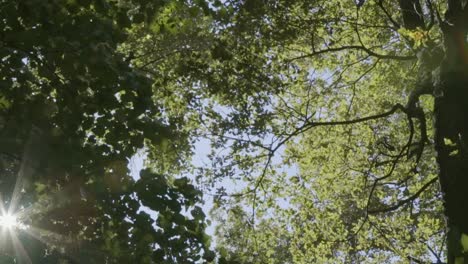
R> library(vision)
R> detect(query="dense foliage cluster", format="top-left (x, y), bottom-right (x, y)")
top-left (204, 1), bottom-right (467, 263)
top-left (0, 0), bottom-right (212, 262)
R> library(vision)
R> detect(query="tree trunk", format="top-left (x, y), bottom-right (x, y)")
top-left (434, 3), bottom-right (468, 262)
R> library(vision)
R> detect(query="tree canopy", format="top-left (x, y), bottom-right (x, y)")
top-left (202, 1), bottom-right (467, 263)
top-left (1, 0), bottom-right (468, 263)
top-left (0, 0), bottom-right (213, 262)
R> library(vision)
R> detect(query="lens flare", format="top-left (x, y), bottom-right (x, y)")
top-left (0, 214), bottom-right (18, 229)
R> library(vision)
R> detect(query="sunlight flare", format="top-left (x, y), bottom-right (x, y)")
top-left (0, 213), bottom-right (18, 229)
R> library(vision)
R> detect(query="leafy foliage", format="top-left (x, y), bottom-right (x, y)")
top-left (2, 0), bottom-right (468, 263)
top-left (0, 0), bottom-right (213, 262)
top-left (203, 0), bottom-right (466, 263)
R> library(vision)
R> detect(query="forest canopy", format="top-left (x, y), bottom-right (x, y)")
top-left (1, 0), bottom-right (468, 263)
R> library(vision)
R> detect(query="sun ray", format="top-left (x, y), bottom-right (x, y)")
top-left (24, 226), bottom-right (94, 263)
top-left (14, 202), bottom-right (40, 220)
top-left (9, 132), bottom-right (37, 215)
top-left (24, 226), bottom-right (71, 246)
top-left (0, 214), bottom-right (18, 229)
top-left (9, 229), bottom-right (32, 264)
top-left (0, 139), bottom-right (104, 263)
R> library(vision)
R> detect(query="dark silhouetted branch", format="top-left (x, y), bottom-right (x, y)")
top-left (368, 177), bottom-right (437, 214)
top-left (290, 45), bottom-right (415, 62)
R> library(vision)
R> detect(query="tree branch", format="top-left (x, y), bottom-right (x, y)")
top-left (405, 81), bottom-right (432, 163)
top-left (368, 177), bottom-right (437, 214)
top-left (378, 0), bottom-right (401, 29)
top-left (305, 104), bottom-right (406, 127)
top-left (289, 45), bottom-right (415, 62)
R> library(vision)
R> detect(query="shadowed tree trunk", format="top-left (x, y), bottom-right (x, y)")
top-left (399, 0), bottom-right (468, 263)
top-left (435, 26), bottom-right (468, 264)
top-left (430, 1), bottom-right (468, 263)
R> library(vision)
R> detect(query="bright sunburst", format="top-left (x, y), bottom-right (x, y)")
top-left (0, 213), bottom-right (18, 229)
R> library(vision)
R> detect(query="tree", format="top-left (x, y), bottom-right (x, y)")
top-left (203, 0), bottom-right (468, 263)
top-left (0, 0), bottom-right (213, 262)
top-left (3, 0), bottom-right (468, 263)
